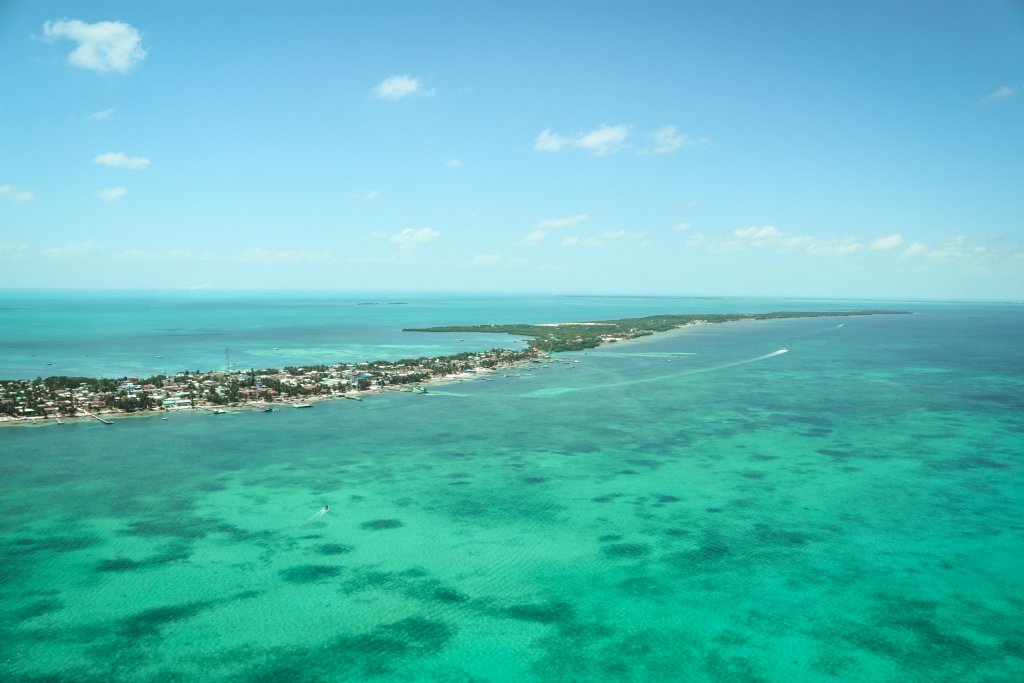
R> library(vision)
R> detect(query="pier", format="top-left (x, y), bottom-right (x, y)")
top-left (85, 413), bottom-right (114, 425)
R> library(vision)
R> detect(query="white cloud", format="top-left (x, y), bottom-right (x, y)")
top-left (534, 129), bottom-right (569, 152)
top-left (535, 213), bottom-right (589, 229)
top-left (98, 186), bottom-right (126, 202)
top-left (94, 152), bottom-right (149, 170)
top-left (980, 86), bottom-right (1015, 105)
top-left (40, 240), bottom-right (99, 258)
top-left (470, 253), bottom-right (501, 266)
top-left (537, 123), bottom-right (707, 156)
top-left (649, 125), bottom-right (686, 153)
top-left (712, 225), bottom-right (846, 253)
top-left (674, 222), bottom-right (691, 231)
top-left (0, 185), bottom-right (36, 203)
top-left (535, 124), bottom-right (629, 155)
top-left (118, 247), bottom-right (332, 264)
top-left (0, 243), bottom-right (31, 258)
top-left (390, 227), bottom-right (440, 246)
top-left (575, 124), bottom-right (630, 155)
top-left (373, 75), bottom-right (434, 100)
top-left (870, 234), bottom-right (903, 251)
top-left (902, 242), bottom-right (928, 258)
top-left (569, 232), bottom-right (638, 248)
top-left (43, 19), bottom-right (145, 73)
top-left (351, 190), bottom-right (380, 201)
top-left (87, 108), bottom-right (114, 120)
top-left (445, 159), bottom-right (462, 168)
top-left (805, 237), bottom-right (863, 255)
top-left (685, 232), bottom-right (706, 247)
top-left (520, 229), bottom-right (548, 246)
top-left (236, 248), bottom-right (332, 264)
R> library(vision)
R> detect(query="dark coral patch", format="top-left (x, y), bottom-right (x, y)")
top-left (317, 543), bottom-right (353, 555)
top-left (7, 536), bottom-right (100, 556)
top-left (433, 589), bottom-right (466, 603)
top-left (15, 598), bottom-right (64, 621)
top-left (361, 519), bottom-right (403, 530)
top-left (592, 494), bottom-right (621, 503)
top-left (657, 495), bottom-right (680, 503)
top-left (118, 600), bottom-right (215, 638)
top-left (280, 564), bottom-right (342, 583)
top-left (503, 602), bottom-right (574, 624)
top-left (603, 543), bottom-right (651, 559)
top-left (97, 544), bottom-right (191, 572)
top-left (618, 576), bottom-right (667, 596)
top-left (524, 476), bottom-right (547, 484)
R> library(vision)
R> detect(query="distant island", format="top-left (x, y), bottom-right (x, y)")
top-left (0, 309), bottom-right (908, 424)
top-left (405, 309), bottom-right (910, 352)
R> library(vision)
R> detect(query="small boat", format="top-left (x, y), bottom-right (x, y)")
top-left (261, 405), bottom-right (275, 412)
top-left (293, 402), bottom-right (313, 408)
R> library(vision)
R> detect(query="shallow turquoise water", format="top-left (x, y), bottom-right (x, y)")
top-left (1, 304), bottom-right (1022, 681)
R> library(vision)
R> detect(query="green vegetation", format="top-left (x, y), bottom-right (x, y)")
top-left (405, 309), bottom-right (910, 352)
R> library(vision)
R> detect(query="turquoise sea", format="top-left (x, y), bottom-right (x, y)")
top-left (1, 293), bottom-right (1022, 681)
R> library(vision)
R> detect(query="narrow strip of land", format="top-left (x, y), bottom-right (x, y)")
top-left (405, 309), bottom-right (909, 352)
top-left (1, 309), bottom-right (909, 424)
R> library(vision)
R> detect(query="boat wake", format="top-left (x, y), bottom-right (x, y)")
top-left (521, 349), bottom-right (790, 397)
top-left (305, 506), bottom-right (330, 523)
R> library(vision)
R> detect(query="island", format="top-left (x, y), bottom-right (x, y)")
top-left (0, 309), bottom-right (908, 424)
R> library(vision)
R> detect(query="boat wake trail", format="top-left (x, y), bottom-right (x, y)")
top-left (305, 506), bottom-right (330, 523)
top-left (521, 348), bottom-right (789, 397)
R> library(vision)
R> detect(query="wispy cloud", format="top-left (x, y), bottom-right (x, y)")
top-left (536, 123), bottom-right (707, 156)
top-left (87, 107), bottom-right (114, 121)
top-left (534, 124), bottom-right (629, 155)
top-left (351, 190), bottom-right (380, 201)
top-left (712, 225), bottom-right (866, 254)
top-left (642, 126), bottom-right (711, 154)
top-left (0, 243), bottom-right (31, 259)
top-left (980, 85), bottom-right (1015, 105)
top-left (389, 228), bottom-right (440, 246)
top-left (898, 235), bottom-right (1023, 264)
top-left (536, 214), bottom-right (589, 229)
top-left (94, 152), bottom-right (149, 170)
top-left (573, 230), bottom-right (645, 247)
top-left (519, 229), bottom-right (548, 246)
top-left (117, 247), bottom-right (333, 264)
top-left (372, 75), bottom-right (434, 100)
top-left (445, 159), bottom-right (462, 168)
top-left (470, 253), bottom-right (501, 266)
top-left (673, 222), bottom-right (691, 231)
top-left (43, 19), bottom-right (145, 73)
top-left (98, 186), bottom-right (126, 202)
top-left (534, 129), bottom-right (569, 152)
top-left (40, 240), bottom-right (99, 258)
top-left (0, 185), bottom-right (36, 203)
top-left (870, 234), bottom-right (903, 251)
top-left (235, 248), bottom-right (332, 264)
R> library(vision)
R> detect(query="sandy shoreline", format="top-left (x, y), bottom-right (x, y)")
top-left (0, 356), bottom-right (539, 429)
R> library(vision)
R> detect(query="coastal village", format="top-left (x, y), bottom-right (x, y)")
top-left (0, 346), bottom-right (546, 423)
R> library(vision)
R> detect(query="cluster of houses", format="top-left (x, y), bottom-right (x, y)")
top-left (0, 346), bottom-right (543, 421)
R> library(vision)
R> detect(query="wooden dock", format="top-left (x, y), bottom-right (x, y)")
top-left (86, 413), bottom-right (113, 425)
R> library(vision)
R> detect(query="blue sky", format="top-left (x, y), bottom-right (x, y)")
top-left (1, 1), bottom-right (1022, 299)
